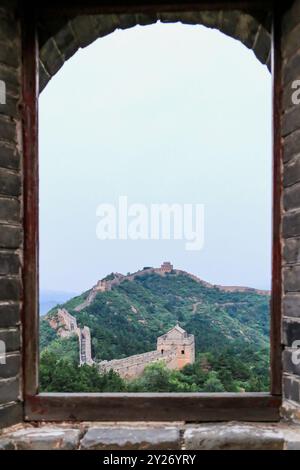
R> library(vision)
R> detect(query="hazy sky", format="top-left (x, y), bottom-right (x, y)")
top-left (39, 22), bottom-right (272, 294)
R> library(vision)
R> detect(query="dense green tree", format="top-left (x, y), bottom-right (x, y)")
top-left (40, 351), bottom-right (126, 392)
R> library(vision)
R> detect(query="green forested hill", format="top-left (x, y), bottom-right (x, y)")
top-left (40, 271), bottom-right (270, 392)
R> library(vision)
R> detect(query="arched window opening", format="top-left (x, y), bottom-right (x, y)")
top-left (38, 21), bottom-right (272, 396)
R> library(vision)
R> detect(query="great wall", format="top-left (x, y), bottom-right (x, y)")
top-left (74, 261), bottom-right (270, 313)
top-left (48, 308), bottom-right (93, 366)
top-left (99, 324), bottom-right (195, 379)
top-left (46, 306), bottom-right (195, 379)
top-left (45, 262), bottom-right (268, 379)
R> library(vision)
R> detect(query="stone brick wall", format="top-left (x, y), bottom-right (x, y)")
top-left (0, 1), bottom-right (23, 428)
top-left (1, 422), bottom-right (300, 450)
top-left (0, 0), bottom-right (300, 434)
top-left (38, 10), bottom-right (271, 92)
top-left (99, 349), bottom-right (177, 379)
top-left (282, 0), bottom-right (300, 415)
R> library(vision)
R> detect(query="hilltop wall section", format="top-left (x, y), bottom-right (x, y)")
top-left (47, 309), bottom-right (93, 366)
top-left (74, 262), bottom-right (269, 313)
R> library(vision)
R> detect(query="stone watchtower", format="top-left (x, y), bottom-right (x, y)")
top-left (160, 261), bottom-right (173, 273)
top-left (157, 325), bottom-right (195, 369)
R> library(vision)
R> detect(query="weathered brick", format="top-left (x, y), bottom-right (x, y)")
top-left (283, 293), bottom-right (300, 317)
top-left (37, 16), bottom-right (68, 49)
top-left (0, 169), bottom-right (20, 197)
top-left (134, 13), bottom-right (158, 26)
top-left (0, 303), bottom-right (19, 328)
top-left (283, 130), bottom-right (300, 163)
top-left (117, 14), bottom-right (138, 30)
top-left (283, 348), bottom-right (300, 376)
top-left (0, 277), bottom-right (20, 301)
top-left (0, 224), bottom-right (21, 249)
top-left (0, 13), bottom-right (18, 44)
top-left (284, 375), bottom-right (300, 403)
top-left (70, 16), bottom-right (100, 49)
top-left (160, 11), bottom-right (202, 25)
top-left (0, 376), bottom-right (19, 404)
top-left (160, 10), bottom-right (218, 28)
top-left (283, 80), bottom-right (295, 113)
top-left (283, 210), bottom-right (300, 238)
top-left (11, 427), bottom-right (81, 450)
top-left (284, 237), bottom-right (300, 264)
top-left (91, 15), bottom-right (119, 40)
top-left (0, 144), bottom-right (19, 170)
top-left (0, 251), bottom-right (19, 275)
top-left (220, 11), bottom-right (243, 39)
top-left (39, 60), bottom-right (51, 93)
top-left (283, 51), bottom-right (300, 86)
top-left (253, 27), bottom-right (271, 64)
top-left (284, 183), bottom-right (300, 211)
top-left (282, 106), bottom-right (300, 137)
top-left (284, 265), bottom-right (300, 292)
top-left (0, 352), bottom-right (20, 379)
top-left (80, 426), bottom-right (180, 450)
top-left (0, 41), bottom-right (19, 68)
top-left (233, 13), bottom-right (261, 49)
top-left (40, 37), bottom-right (64, 77)
top-left (282, 1), bottom-right (300, 38)
top-left (0, 116), bottom-right (16, 143)
top-left (0, 94), bottom-right (19, 119)
top-left (52, 23), bottom-right (78, 61)
top-left (0, 63), bottom-right (20, 94)
top-left (184, 423), bottom-right (284, 450)
top-left (0, 401), bottom-right (22, 429)
top-left (0, 197), bottom-right (20, 223)
top-left (282, 318), bottom-right (300, 346)
top-left (0, 328), bottom-right (20, 352)
top-left (284, 157), bottom-right (300, 187)
top-left (282, 22), bottom-right (300, 61)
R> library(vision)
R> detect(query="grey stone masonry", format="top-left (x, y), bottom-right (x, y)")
top-left (0, 2), bottom-right (22, 426)
top-left (282, 0), bottom-right (300, 412)
top-left (0, 422), bottom-right (299, 450)
top-left (5, 427), bottom-right (81, 450)
top-left (80, 426), bottom-right (181, 450)
top-left (184, 423), bottom-right (285, 450)
top-left (39, 11), bottom-right (271, 92)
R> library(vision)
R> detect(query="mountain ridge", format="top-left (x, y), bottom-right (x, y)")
top-left (41, 263), bottom-right (270, 361)
top-left (71, 264), bottom-right (270, 313)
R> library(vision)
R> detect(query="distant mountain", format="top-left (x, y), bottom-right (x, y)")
top-left (39, 290), bottom-right (77, 315)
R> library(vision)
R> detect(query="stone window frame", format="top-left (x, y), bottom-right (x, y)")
top-left (21, 1), bottom-right (282, 423)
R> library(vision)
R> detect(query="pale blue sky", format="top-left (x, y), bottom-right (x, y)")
top-left (39, 22), bottom-right (272, 294)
